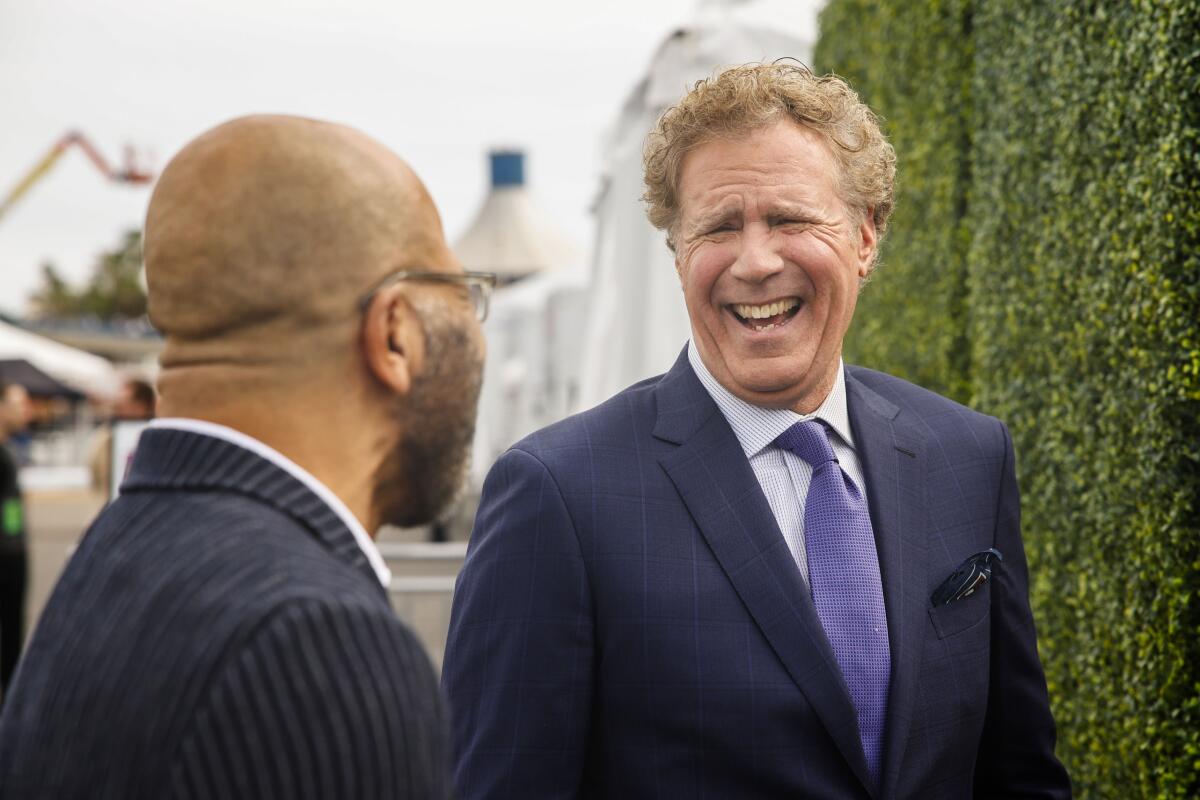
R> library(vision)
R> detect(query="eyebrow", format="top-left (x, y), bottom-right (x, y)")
top-left (685, 202), bottom-right (742, 237)
top-left (764, 201), bottom-right (827, 224)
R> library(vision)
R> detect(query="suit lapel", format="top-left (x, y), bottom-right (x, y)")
top-left (121, 428), bottom-right (387, 598)
top-left (654, 351), bottom-right (875, 795)
top-left (844, 369), bottom-right (929, 799)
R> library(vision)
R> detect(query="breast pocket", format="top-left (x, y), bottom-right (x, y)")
top-left (917, 584), bottom-right (993, 743)
top-left (927, 585), bottom-right (991, 639)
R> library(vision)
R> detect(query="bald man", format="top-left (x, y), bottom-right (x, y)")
top-left (0, 116), bottom-right (489, 799)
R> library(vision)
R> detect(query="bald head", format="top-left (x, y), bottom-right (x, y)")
top-left (145, 115), bottom-right (452, 373)
top-left (142, 114), bottom-right (485, 533)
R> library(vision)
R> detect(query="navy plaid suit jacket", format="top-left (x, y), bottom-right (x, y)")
top-left (444, 349), bottom-right (1070, 799)
top-left (0, 429), bottom-right (450, 799)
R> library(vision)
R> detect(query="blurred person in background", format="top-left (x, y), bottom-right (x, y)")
top-left (89, 376), bottom-right (157, 494)
top-left (0, 114), bottom-right (488, 799)
top-left (0, 383), bottom-right (31, 702)
top-left (114, 378), bottom-right (157, 421)
top-left (444, 64), bottom-right (1069, 799)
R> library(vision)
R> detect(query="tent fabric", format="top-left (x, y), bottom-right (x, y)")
top-left (0, 319), bottom-right (119, 398)
top-left (469, 270), bottom-right (588, 487)
top-left (455, 187), bottom-right (584, 280)
top-left (454, 146), bottom-right (589, 486)
top-left (0, 359), bottom-right (83, 398)
top-left (577, 15), bottom-right (815, 411)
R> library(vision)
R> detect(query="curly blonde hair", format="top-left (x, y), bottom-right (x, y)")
top-left (643, 62), bottom-right (896, 253)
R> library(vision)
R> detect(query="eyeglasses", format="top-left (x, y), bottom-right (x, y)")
top-left (358, 269), bottom-right (497, 322)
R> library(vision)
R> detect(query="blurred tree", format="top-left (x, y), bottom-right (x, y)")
top-left (29, 230), bottom-right (146, 321)
top-left (30, 263), bottom-right (75, 317)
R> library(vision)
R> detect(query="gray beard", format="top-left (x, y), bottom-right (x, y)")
top-left (375, 312), bottom-right (483, 528)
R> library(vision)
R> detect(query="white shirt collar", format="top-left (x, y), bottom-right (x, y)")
top-left (687, 340), bottom-right (855, 458)
top-left (148, 417), bottom-right (392, 589)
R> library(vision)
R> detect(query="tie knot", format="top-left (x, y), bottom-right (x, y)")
top-left (774, 420), bottom-right (837, 469)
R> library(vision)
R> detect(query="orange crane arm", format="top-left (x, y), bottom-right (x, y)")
top-left (0, 130), bottom-right (154, 221)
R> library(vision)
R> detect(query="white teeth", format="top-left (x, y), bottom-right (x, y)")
top-left (732, 298), bottom-right (800, 320)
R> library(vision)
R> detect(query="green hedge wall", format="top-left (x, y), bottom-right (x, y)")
top-left (816, 2), bottom-right (1200, 797)
top-left (816, 0), bottom-right (976, 404)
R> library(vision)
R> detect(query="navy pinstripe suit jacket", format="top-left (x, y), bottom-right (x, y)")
top-left (443, 350), bottom-right (1070, 799)
top-left (0, 429), bottom-right (450, 799)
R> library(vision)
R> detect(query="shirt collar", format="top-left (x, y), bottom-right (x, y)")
top-left (148, 417), bottom-right (393, 589)
top-left (687, 340), bottom-right (855, 458)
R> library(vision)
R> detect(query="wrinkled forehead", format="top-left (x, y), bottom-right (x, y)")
top-left (676, 128), bottom-right (847, 222)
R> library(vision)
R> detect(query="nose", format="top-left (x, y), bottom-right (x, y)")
top-left (728, 223), bottom-right (784, 283)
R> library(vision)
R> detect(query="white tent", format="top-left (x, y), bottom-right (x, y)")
top-left (453, 149), bottom-right (588, 487)
top-left (0, 318), bottom-right (120, 398)
top-left (455, 150), bottom-right (584, 282)
top-left (577, 6), bottom-right (817, 410)
top-left (470, 270), bottom-right (588, 486)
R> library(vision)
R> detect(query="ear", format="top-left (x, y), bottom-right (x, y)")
top-left (855, 207), bottom-right (878, 278)
top-left (361, 286), bottom-right (426, 397)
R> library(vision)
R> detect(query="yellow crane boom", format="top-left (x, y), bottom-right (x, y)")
top-left (0, 131), bottom-right (154, 222)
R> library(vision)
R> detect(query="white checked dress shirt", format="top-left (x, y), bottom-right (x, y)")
top-left (687, 341), bottom-right (870, 585)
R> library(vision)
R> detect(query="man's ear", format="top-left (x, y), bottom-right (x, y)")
top-left (362, 287), bottom-right (426, 397)
top-left (856, 207), bottom-right (878, 278)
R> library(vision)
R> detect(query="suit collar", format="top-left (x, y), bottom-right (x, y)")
top-left (121, 425), bottom-right (389, 597)
top-left (146, 418), bottom-right (392, 589)
top-left (652, 347), bottom-right (721, 444)
top-left (844, 368), bottom-right (929, 799)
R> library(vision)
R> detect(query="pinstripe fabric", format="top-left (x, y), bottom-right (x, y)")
top-left (687, 341), bottom-right (866, 584)
top-left (147, 418), bottom-right (393, 589)
top-left (0, 429), bottom-right (450, 799)
top-left (444, 347), bottom-right (1070, 799)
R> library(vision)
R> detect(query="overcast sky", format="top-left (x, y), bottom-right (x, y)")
top-left (0, 0), bottom-right (814, 316)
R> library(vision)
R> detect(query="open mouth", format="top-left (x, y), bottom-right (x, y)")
top-left (728, 298), bottom-right (801, 332)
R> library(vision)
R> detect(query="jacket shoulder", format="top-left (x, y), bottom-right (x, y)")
top-left (847, 365), bottom-right (992, 420)
top-left (0, 488), bottom-right (406, 799)
top-left (846, 364), bottom-right (1008, 448)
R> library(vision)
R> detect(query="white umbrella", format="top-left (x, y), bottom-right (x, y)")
top-left (0, 319), bottom-right (120, 398)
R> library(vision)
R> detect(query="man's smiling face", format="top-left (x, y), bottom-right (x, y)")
top-left (674, 119), bottom-right (877, 413)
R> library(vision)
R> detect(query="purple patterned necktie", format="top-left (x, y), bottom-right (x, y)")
top-left (775, 420), bottom-right (890, 786)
